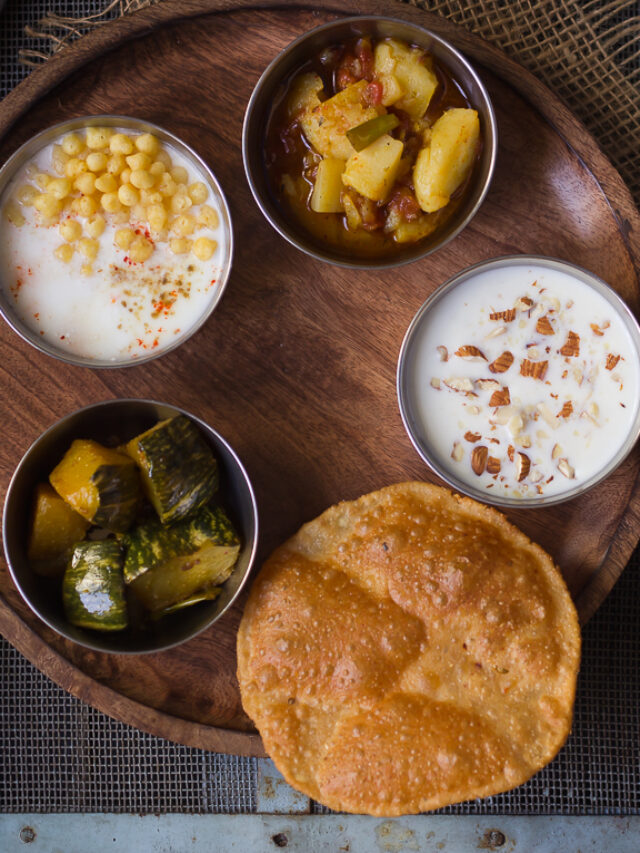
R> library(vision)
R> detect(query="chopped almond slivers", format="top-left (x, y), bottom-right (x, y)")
top-left (489, 405), bottom-right (518, 426)
top-left (558, 458), bottom-right (575, 479)
top-left (507, 444), bottom-right (515, 462)
top-left (455, 345), bottom-right (487, 362)
top-left (471, 445), bottom-right (488, 475)
top-left (437, 345), bottom-right (449, 362)
top-left (464, 431), bottom-right (481, 443)
top-left (536, 315), bottom-right (554, 335)
top-left (489, 308), bottom-right (516, 322)
top-left (515, 296), bottom-right (534, 311)
top-left (552, 443), bottom-right (563, 460)
top-left (486, 456), bottom-right (501, 475)
top-left (444, 377), bottom-right (475, 394)
top-left (451, 441), bottom-right (464, 462)
top-left (515, 452), bottom-right (531, 482)
top-left (476, 378), bottom-right (501, 392)
top-left (488, 351), bottom-right (514, 373)
top-left (529, 469), bottom-right (544, 483)
top-left (485, 325), bottom-right (507, 340)
top-left (591, 323), bottom-right (605, 336)
top-left (559, 330), bottom-right (580, 357)
top-left (606, 353), bottom-right (621, 371)
top-left (489, 386), bottom-right (511, 407)
top-left (520, 359), bottom-right (548, 380)
top-left (517, 435), bottom-right (532, 448)
top-left (557, 400), bottom-right (573, 418)
top-left (430, 377), bottom-right (441, 390)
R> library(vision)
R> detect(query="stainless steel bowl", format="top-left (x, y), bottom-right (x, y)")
top-left (3, 399), bottom-right (258, 654)
top-left (0, 115), bottom-right (233, 368)
top-left (243, 15), bottom-right (497, 269)
top-left (397, 255), bottom-right (640, 507)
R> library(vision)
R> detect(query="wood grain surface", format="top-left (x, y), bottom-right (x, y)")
top-left (0, 0), bottom-right (639, 755)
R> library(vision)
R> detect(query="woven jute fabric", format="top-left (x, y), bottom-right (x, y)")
top-left (17, 0), bottom-right (640, 207)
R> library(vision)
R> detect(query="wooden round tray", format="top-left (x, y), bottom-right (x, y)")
top-left (1, 0), bottom-right (639, 756)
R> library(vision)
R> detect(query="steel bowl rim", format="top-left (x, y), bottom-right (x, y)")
top-left (397, 253), bottom-right (640, 508)
top-left (2, 397), bottom-right (259, 654)
top-left (0, 114), bottom-right (234, 369)
top-left (242, 14), bottom-right (498, 270)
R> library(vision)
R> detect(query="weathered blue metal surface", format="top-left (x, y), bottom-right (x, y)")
top-left (257, 759), bottom-right (311, 814)
top-left (0, 814), bottom-right (638, 852)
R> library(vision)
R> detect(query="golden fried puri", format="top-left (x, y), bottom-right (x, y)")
top-left (237, 482), bottom-right (580, 816)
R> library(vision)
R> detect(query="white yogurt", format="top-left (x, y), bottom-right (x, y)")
top-left (407, 262), bottom-right (640, 499)
top-left (0, 130), bottom-right (228, 363)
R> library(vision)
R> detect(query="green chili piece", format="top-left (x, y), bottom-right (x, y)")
top-left (346, 113), bottom-right (400, 151)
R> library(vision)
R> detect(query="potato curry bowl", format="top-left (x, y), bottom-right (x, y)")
top-left (243, 16), bottom-right (497, 267)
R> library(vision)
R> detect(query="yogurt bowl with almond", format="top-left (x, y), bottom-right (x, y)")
top-left (0, 115), bottom-right (232, 367)
top-left (397, 255), bottom-right (640, 507)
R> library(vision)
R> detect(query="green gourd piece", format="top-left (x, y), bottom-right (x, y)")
top-left (125, 505), bottom-right (240, 612)
top-left (27, 483), bottom-right (90, 577)
top-left (125, 416), bottom-right (219, 525)
top-left (151, 588), bottom-right (222, 620)
top-left (49, 439), bottom-right (141, 533)
top-left (63, 540), bottom-right (128, 631)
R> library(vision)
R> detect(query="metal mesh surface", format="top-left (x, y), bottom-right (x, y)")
top-left (1, 0), bottom-right (639, 816)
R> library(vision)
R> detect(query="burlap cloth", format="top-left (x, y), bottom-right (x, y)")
top-left (20, 0), bottom-right (640, 207)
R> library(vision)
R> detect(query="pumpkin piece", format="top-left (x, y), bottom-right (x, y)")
top-left (49, 439), bottom-right (141, 533)
top-left (127, 505), bottom-right (240, 612)
top-left (125, 416), bottom-right (219, 525)
top-left (300, 80), bottom-right (380, 160)
top-left (373, 39), bottom-right (438, 118)
top-left (63, 540), bottom-right (128, 631)
top-left (27, 483), bottom-right (90, 576)
top-left (342, 134), bottom-right (404, 202)
top-left (152, 588), bottom-right (221, 619)
top-left (413, 108), bottom-right (480, 213)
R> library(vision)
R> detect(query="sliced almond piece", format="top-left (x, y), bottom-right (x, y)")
top-left (520, 359), bottom-right (548, 380)
top-left (515, 452), bottom-right (531, 482)
top-left (489, 386), bottom-right (511, 407)
top-left (558, 458), bottom-right (575, 479)
top-left (464, 431), bottom-right (481, 443)
top-left (514, 296), bottom-right (534, 311)
top-left (516, 435), bottom-right (532, 448)
top-left (467, 405), bottom-right (481, 415)
top-left (444, 377), bottom-right (475, 394)
top-left (529, 469), bottom-right (544, 483)
top-left (455, 345), bottom-right (487, 362)
top-left (606, 353), bottom-right (621, 371)
top-left (489, 405), bottom-right (518, 426)
top-left (536, 315), bottom-right (554, 335)
top-left (552, 443), bottom-right (563, 460)
top-left (557, 400), bottom-right (573, 418)
top-left (590, 323), bottom-right (605, 336)
top-left (471, 445), bottom-right (488, 475)
top-left (476, 378), bottom-right (501, 392)
top-left (486, 456), bottom-right (501, 475)
top-left (507, 444), bottom-right (515, 462)
top-left (430, 377), bottom-right (441, 390)
top-left (507, 414), bottom-right (524, 437)
top-left (489, 308), bottom-right (516, 322)
top-left (451, 441), bottom-right (464, 462)
top-left (572, 367), bottom-right (584, 385)
top-left (485, 325), bottom-right (507, 340)
top-left (488, 351), bottom-right (514, 374)
top-left (537, 402), bottom-right (559, 429)
top-left (436, 345), bottom-right (449, 362)
top-left (559, 330), bottom-right (580, 357)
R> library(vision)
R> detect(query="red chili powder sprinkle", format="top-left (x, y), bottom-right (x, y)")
top-left (60, 335), bottom-right (65, 340)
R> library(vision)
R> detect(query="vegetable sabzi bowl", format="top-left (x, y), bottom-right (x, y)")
top-left (243, 15), bottom-right (497, 268)
top-left (3, 399), bottom-right (258, 654)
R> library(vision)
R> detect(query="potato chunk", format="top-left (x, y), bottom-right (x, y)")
top-left (374, 40), bottom-right (438, 118)
top-left (301, 80), bottom-right (379, 160)
top-left (287, 72), bottom-right (324, 117)
top-left (342, 134), bottom-right (404, 202)
top-left (413, 108), bottom-right (480, 213)
top-left (310, 158), bottom-right (345, 213)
